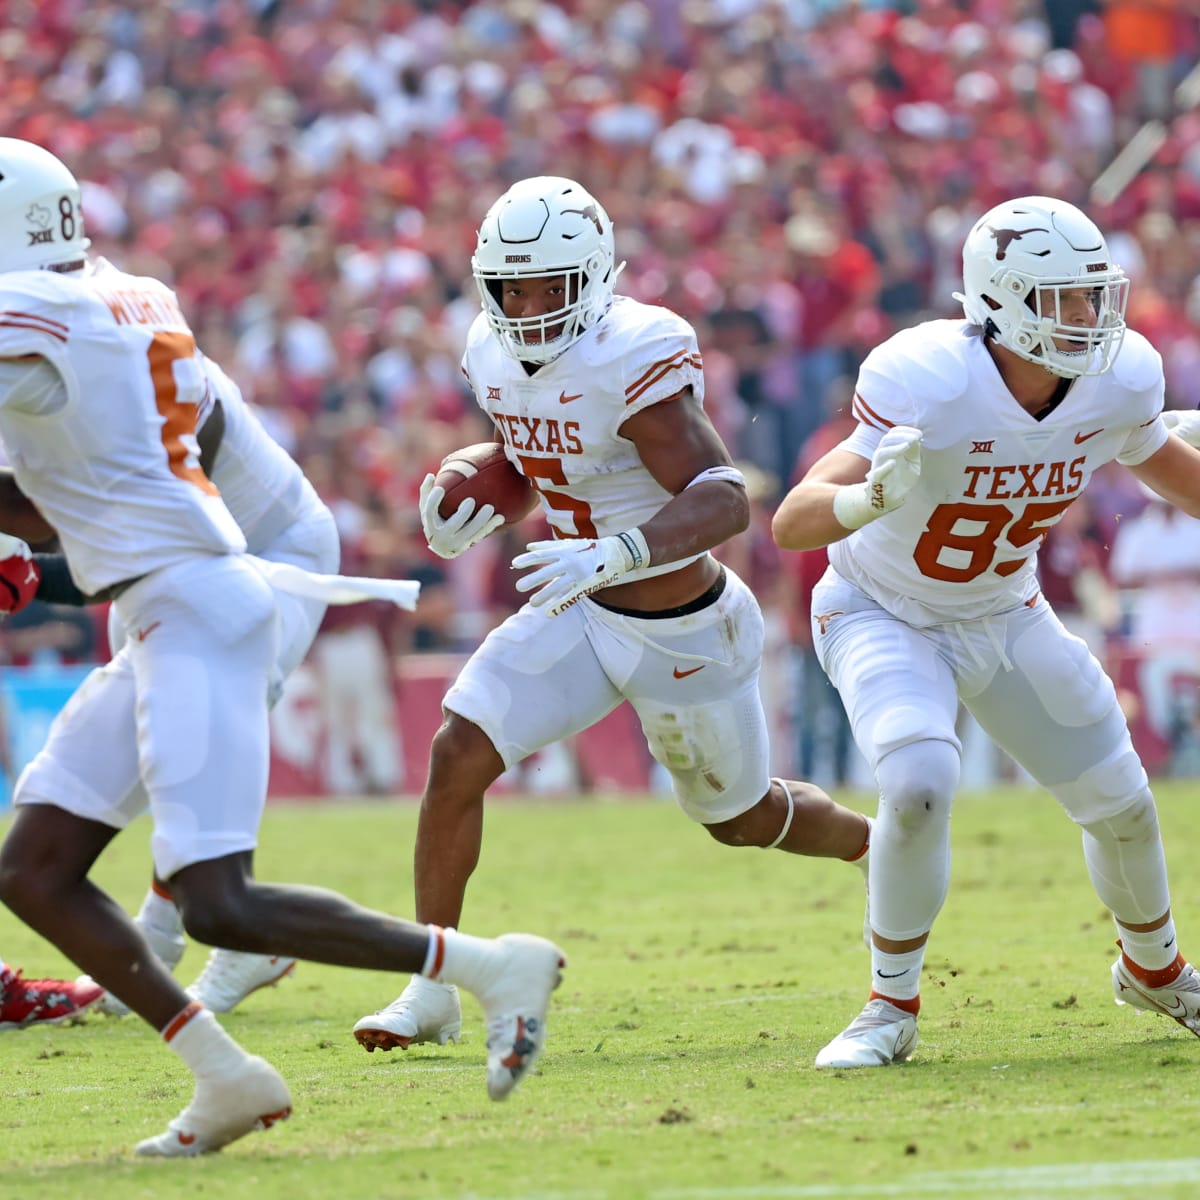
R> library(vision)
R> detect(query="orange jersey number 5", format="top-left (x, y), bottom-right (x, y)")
top-left (146, 330), bottom-right (217, 495)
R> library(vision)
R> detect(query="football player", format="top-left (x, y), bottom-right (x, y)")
top-left (34, 354), bottom-right (337, 1016)
top-left (0, 138), bottom-right (566, 1156)
top-left (352, 176), bottom-right (874, 1053)
top-left (772, 195), bottom-right (1200, 1066)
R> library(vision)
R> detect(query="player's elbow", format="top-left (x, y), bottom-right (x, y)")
top-left (771, 502), bottom-right (810, 550)
top-left (727, 483), bottom-right (751, 536)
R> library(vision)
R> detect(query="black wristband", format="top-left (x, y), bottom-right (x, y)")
top-left (33, 553), bottom-right (89, 606)
top-left (616, 530), bottom-right (646, 570)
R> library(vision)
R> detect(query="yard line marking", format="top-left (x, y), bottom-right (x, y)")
top-left (650, 1157), bottom-right (1200, 1197)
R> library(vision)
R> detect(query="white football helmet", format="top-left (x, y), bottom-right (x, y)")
top-left (956, 195), bottom-right (1128, 378)
top-left (472, 176), bottom-right (619, 364)
top-left (0, 138), bottom-right (90, 274)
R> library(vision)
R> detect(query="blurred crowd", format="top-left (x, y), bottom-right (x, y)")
top-left (3, 0), bottom-right (1200, 782)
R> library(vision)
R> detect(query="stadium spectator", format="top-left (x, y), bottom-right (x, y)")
top-left (2, 0), bottom-right (1200, 782)
top-left (773, 194), bottom-right (1200, 1068)
top-left (1109, 482), bottom-right (1200, 749)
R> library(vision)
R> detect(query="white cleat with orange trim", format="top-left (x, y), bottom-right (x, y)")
top-left (353, 975), bottom-right (462, 1052)
top-left (135, 1055), bottom-right (292, 1157)
top-left (352, 933), bottom-right (566, 1101)
top-left (476, 934), bottom-right (567, 1101)
top-left (815, 998), bottom-right (919, 1068)
top-left (1112, 955), bottom-right (1200, 1037)
top-left (186, 950), bottom-right (297, 1014)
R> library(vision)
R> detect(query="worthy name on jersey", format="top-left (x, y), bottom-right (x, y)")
top-left (96, 286), bottom-right (187, 329)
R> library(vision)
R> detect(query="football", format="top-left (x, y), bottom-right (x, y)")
top-left (435, 442), bottom-right (537, 525)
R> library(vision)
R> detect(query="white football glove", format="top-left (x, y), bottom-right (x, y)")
top-left (1161, 409), bottom-right (1200, 448)
top-left (513, 530), bottom-right (649, 617)
top-left (418, 472), bottom-right (504, 559)
top-left (833, 424), bottom-right (924, 530)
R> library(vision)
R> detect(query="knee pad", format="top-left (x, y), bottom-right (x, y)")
top-left (871, 704), bottom-right (960, 764)
top-left (875, 739), bottom-right (959, 842)
top-left (1054, 745), bottom-right (1150, 826)
top-left (1079, 787), bottom-right (1160, 846)
top-left (1079, 787), bottom-right (1169, 925)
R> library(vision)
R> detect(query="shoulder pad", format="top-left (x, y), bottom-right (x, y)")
top-left (582, 298), bottom-right (697, 370)
top-left (1109, 328), bottom-right (1163, 394)
top-left (857, 320), bottom-right (969, 426)
top-left (464, 310), bottom-right (491, 354)
top-left (0, 270), bottom-right (75, 353)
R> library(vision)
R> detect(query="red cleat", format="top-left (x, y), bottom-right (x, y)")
top-left (0, 967), bottom-right (105, 1030)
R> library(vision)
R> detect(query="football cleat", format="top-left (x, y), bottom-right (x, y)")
top-left (476, 934), bottom-right (567, 1101)
top-left (814, 997), bottom-right (919, 1068)
top-left (1112, 955), bottom-right (1200, 1037)
top-left (353, 975), bottom-right (462, 1052)
top-left (186, 951), bottom-right (297, 1014)
top-left (135, 1055), bottom-right (292, 1157)
top-left (0, 969), bottom-right (104, 1030)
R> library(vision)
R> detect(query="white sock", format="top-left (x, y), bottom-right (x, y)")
top-left (869, 945), bottom-right (924, 1004)
top-left (163, 1002), bottom-right (249, 1079)
top-left (426, 927), bottom-right (496, 993)
top-left (420, 926), bottom-right (446, 978)
top-left (137, 886), bottom-right (183, 936)
top-left (1117, 918), bottom-right (1180, 974)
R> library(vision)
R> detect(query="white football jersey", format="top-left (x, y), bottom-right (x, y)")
top-left (198, 357), bottom-right (329, 556)
top-left (828, 319), bottom-right (1167, 626)
top-left (0, 258), bottom-right (244, 593)
top-left (461, 294), bottom-right (706, 582)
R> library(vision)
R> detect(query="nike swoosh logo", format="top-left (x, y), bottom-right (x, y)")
top-left (559, 391), bottom-right (583, 404)
top-left (673, 665), bottom-right (706, 679)
top-left (1162, 994), bottom-right (1188, 1015)
top-left (875, 969), bottom-right (911, 979)
top-left (177, 1131), bottom-right (196, 1146)
top-left (1074, 428), bottom-right (1104, 444)
top-left (136, 621), bottom-right (162, 642)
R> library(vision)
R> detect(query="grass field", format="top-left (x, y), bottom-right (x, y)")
top-left (2, 784), bottom-right (1200, 1199)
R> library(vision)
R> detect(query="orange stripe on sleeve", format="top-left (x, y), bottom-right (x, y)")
top-left (626, 348), bottom-right (689, 395)
top-left (625, 353), bottom-right (703, 405)
top-left (1, 309), bottom-right (68, 332)
top-left (0, 320), bottom-right (68, 343)
top-left (852, 391), bottom-right (894, 430)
